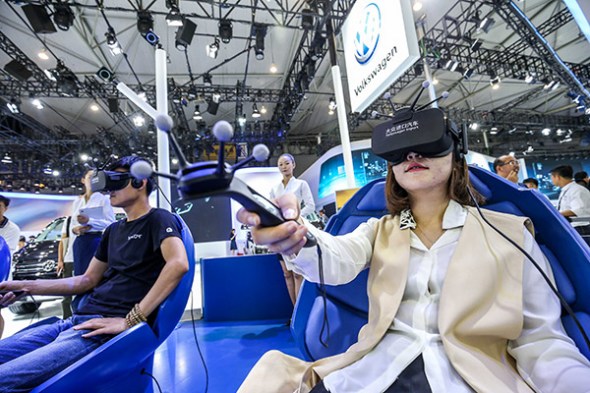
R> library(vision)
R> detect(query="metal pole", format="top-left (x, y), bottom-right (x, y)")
top-left (422, 59), bottom-right (438, 107)
top-left (155, 48), bottom-right (171, 211)
top-left (328, 19), bottom-right (356, 189)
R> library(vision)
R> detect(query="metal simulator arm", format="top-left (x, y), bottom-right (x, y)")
top-left (132, 114), bottom-right (317, 248)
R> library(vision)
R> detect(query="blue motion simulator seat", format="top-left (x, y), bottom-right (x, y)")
top-left (0, 236), bottom-right (11, 282)
top-left (30, 214), bottom-right (195, 393)
top-left (292, 167), bottom-right (590, 362)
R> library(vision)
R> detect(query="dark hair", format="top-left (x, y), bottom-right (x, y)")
top-left (550, 165), bottom-right (573, 179)
top-left (19, 236), bottom-right (25, 242)
top-left (0, 195), bottom-right (10, 207)
top-left (278, 153), bottom-right (295, 165)
top-left (385, 157), bottom-right (485, 217)
top-left (492, 157), bottom-right (505, 173)
top-left (522, 178), bottom-right (539, 187)
top-left (574, 171), bottom-right (588, 182)
top-left (107, 156), bottom-right (155, 195)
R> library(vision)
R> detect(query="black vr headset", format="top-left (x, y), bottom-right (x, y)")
top-left (90, 156), bottom-right (152, 193)
top-left (371, 93), bottom-right (468, 165)
top-left (90, 170), bottom-right (143, 193)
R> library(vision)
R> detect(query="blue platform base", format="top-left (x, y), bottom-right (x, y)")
top-left (201, 254), bottom-right (294, 321)
top-left (153, 319), bottom-right (303, 393)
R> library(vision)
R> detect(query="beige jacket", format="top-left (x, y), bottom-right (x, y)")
top-left (238, 207), bottom-right (535, 393)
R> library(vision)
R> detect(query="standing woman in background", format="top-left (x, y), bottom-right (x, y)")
top-left (71, 170), bottom-right (115, 278)
top-left (270, 154), bottom-right (315, 306)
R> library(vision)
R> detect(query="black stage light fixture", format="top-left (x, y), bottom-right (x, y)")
top-left (253, 24), bottom-right (267, 60)
top-left (22, 4), bottom-right (57, 34)
top-left (166, 6), bottom-right (184, 27)
top-left (219, 19), bottom-right (233, 44)
top-left (301, 8), bottom-right (314, 30)
top-left (53, 3), bottom-right (75, 31)
top-left (107, 97), bottom-right (119, 113)
top-left (95, 66), bottom-right (114, 82)
top-left (4, 60), bottom-right (33, 82)
top-left (175, 18), bottom-right (197, 50)
top-left (206, 92), bottom-right (221, 115)
top-left (137, 11), bottom-right (154, 35)
top-left (203, 73), bottom-right (213, 87)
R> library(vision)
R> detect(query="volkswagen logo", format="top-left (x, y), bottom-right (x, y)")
top-left (353, 3), bottom-right (382, 65)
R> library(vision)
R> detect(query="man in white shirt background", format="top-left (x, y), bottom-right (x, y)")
top-left (0, 194), bottom-right (21, 338)
top-left (57, 216), bottom-right (75, 319)
top-left (551, 165), bottom-right (590, 236)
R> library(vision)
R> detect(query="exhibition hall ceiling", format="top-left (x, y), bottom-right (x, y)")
top-left (0, 0), bottom-right (589, 188)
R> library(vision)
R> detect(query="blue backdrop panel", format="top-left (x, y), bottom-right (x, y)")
top-left (201, 254), bottom-right (293, 321)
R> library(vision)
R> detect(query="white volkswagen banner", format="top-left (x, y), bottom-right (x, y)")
top-left (342, 0), bottom-right (420, 113)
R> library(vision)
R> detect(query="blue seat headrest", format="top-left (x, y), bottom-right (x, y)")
top-left (356, 182), bottom-right (387, 211)
top-left (469, 170), bottom-right (493, 200)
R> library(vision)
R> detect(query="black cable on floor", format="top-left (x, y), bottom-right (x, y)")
top-left (190, 290), bottom-right (209, 393)
top-left (141, 369), bottom-right (163, 393)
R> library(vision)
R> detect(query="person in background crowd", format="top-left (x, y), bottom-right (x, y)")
top-left (522, 178), bottom-right (539, 189)
top-left (551, 165), bottom-right (590, 236)
top-left (270, 154), bottom-right (315, 307)
top-left (574, 171), bottom-right (589, 189)
top-left (318, 209), bottom-right (329, 228)
top-left (493, 155), bottom-right (521, 184)
top-left (57, 216), bottom-right (75, 319)
top-left (71, 170), bottom-right (115, 277)
top-left (17, 236), bottom-right (25, 251)
top-left (0, 156), bottom-right (189, 391)
top-left (230, 228), bottom-right (238, 256)
top-left (237, 150), bottom-right (590, 393)
top-left (0, 195), bottom-right (20, 339)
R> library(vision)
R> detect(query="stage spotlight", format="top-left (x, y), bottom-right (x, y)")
top-left (53, 3), bottom-right (75, 31)
top-left (143, 30), bottom-right (160, 46)
top-left (463, 67), bottom-right (475, 80)
top-left (253, 24), bottom-right (267, 60)
top-left (137, 11), bottom-right (154, 35)
top-left (105, 28), bottom-right (122, 56)
top-left (133, 114), bottom-right (146, 127)
top-left (470, 38), bottom-right (482, 51)
top-left (479, 17), bottom-right (495, 34)
top-left (6, 98), bottom-right (20, 114)
top-left (207, 92), bottom-right (221, 115)
top-left (203, 73), bottom-right (213, 87)
top-left (490, 76), bottom-right (501, 90)
top-left (32, 99), bottom-right (44, 109)
top-left (206, 38), bottom-right (219, 59)
top-left (525, 72), bottom-right (536, 84)
top-left (219, 20), bottom-right (233, 44)
top-left (301, 9), bottom-right (314, 30)
top-left (252, 102), bottom-right (261, 118)
top-left (193, 105), bottom-right (203, 120)
top-left (95, 66), bottom-right (114, 82)
top-left (166, 6), bottom-right (184, 27)
top-left (238, 114), bottom-right (247, 126)
top-left (187, 85), bottom-right (198, 101)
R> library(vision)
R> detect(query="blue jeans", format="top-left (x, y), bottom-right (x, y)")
top-left (0, 314), bottom-right (111, 393)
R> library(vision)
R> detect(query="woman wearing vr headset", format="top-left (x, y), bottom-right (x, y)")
top-left (237, 138), bottom-right (590, 391)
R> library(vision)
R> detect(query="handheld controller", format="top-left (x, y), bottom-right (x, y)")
top-left (130, 114), bottom-right (318, 248)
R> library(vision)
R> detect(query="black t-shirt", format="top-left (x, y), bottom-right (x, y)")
top-left (76, 208), bottom-right (182, 318)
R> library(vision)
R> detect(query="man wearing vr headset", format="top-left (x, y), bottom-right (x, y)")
top-left (0, 156), bottom-right (189, 391)
top-left (237, 107), bottom-right (590, 392)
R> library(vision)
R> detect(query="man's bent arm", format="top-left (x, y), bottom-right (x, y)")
top-left (138, 236), bottom-right (189, 318)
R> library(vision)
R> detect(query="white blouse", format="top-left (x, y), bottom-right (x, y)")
top-left (71, 192), bottom-right (115, 232)
top-left (285, 201), bottom-right (590, 393)
top-left (557, 181), bottom-right (590, 227)
top-left (270, 177), bottom-right (315, 218)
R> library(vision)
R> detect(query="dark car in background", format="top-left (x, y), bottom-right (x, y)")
top-left (9, 213), bottom-right (126, 314)
top-left (9, 217), bottom-right (66, 314)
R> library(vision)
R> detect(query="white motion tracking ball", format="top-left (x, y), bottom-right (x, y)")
top-left (252, 144), bottom-right (270, 162)
top-left (130, 160), bottom-right (154, 180)
top-left (212, 120), bottom-right (234, 142)
top-left (155, 113), bottom-right (174, 133)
